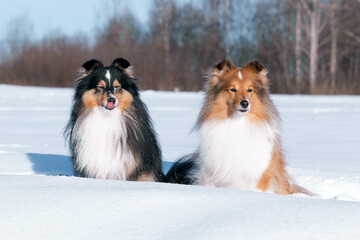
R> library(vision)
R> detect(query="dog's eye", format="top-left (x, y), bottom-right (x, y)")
top-left (96, 86), bottom-right (105, 93)
top-left (247, 88), bottom-right (253, 92)
top-left (230, 88), bottom-right (237, 92)
top-left (114, 86), bottom-right (122, 93)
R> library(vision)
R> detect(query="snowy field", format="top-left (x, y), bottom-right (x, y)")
top-left (0, 84), bottom-right (360, 239)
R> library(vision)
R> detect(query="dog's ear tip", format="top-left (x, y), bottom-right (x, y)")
top-left (214, 60), bottom-right (236, 73)
top-left (112, 58), bottom-right (135, 78)
top-left (80, 59), bottom-right (103, 79)
top-left (245, 60), bottom-right (265, 73)
top-left (82, 59), bottom-right (103, 71)
top-left (112, 58), bottom-right (131, 69)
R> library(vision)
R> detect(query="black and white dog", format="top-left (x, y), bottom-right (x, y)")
top-left (65, 58), bottom-right (162, 181)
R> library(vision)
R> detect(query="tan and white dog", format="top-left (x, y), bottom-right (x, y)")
top-left (166, 60), bottom-right (311, 195)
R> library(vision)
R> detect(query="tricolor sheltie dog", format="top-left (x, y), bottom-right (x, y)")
top-left (166, 60), bottom-right (311, 195)
top-left (65, 58), bottom-right (162, 181)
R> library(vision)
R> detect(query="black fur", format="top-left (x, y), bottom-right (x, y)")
top-left (112, 58), bottom-right (130, 69)
top-left (64, 58), bottom-right (163, 181)
top-left (82, 59), bottom-right (103, 72)
top-left (123, 99), bottom-right (163, 180)
top-left (164, 154), bottom-right (199, 185)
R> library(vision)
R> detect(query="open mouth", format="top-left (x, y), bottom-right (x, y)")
top-left (105, 102), bottom-right (115, 110)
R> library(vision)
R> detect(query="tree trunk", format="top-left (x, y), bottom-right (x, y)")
top-left (224, 0), bottom-right (232, 61)
top-left (161, 0), bottom-right (171, 90)
top-left (295, 2), bottom-right (302, 93)
top-left (355, 49), bottom-right (360, 82)
top-left (283, 3), bottom-right (292, 92)
top-left (309, 0), bottom-right (319, 93)
top-left (330, 0), bottom-right (339, 93)
top-left (163, 0), bottom-right (170, 68)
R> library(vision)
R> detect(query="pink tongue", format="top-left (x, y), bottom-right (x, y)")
top-left (106, 102), bottom-right (114, 109)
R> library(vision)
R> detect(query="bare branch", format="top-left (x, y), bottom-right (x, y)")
top-left (319, 35), bottom-right (330, 48)
top-left (344, 30), bottom-right (360, 43)
top-left (299, 0), bottom-right (312, 17)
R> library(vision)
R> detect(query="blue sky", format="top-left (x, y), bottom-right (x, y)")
top-left (0, 0), bottom-right (151, 43)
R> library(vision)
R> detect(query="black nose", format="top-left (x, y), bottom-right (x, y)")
top-left (108, 97), bottom-right (115, 103)
top-left (240, 100), bottom-right (249, 108)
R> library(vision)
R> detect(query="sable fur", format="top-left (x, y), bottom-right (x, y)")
top-left (165, 60), bottom-right (312, 195)
top-left (65, 58), bottom-right (162, 181)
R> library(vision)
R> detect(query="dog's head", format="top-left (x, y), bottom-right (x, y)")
top-left (75, 58), bottom-right (138, 113)
top-left (201, 60), bottom-right (270, 121)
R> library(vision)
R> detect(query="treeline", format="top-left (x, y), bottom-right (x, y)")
top-left (256, 0), bottom-right (360, 94)
top-left (0, 0), bottom-right (359, 94)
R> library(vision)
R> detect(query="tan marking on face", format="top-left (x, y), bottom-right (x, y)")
top-left (246, 98), bottom-right (269, 123)
top-left (98, 80), bottom-right (106, 88)
top-left (82, 90), bottom-right (101, 110)
top-left (116, 89), bottom-right (133, 113)
top-left (100, 93), bottom-right (109, 107)
top-left (95, 80), bottom-right (110, 108)
top-left (206, 94), bottom-right (231, 120)
top-left (110, 80), bottom-right (133, 113)
top-left (113, 80), bottom-right (120, 88)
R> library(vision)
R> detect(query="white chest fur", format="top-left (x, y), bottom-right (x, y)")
top-left (73, 107), bottom-right (136, 180)
top-left (198, 117), bottom-right (277, 190)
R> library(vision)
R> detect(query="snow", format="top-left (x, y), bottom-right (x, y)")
top-left (0, 84), bottom-right (360, 239)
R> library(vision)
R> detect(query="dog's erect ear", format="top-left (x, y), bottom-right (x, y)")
top-left (77, 59), bottom-right (103, 80)
top-left (209, 60), bottom-right (236, 87)
top-left (112, 58), bottom-right (130, 69)
top-left (83, 59), bottom-right (103, 73)
top-left (112, 58), bottom-right (135, 78)
top-left (244, 60), bottom-right (269, 85)
top-left (214, 60), bottom-right (236, 74)
top-left (244, 61), bottom-right (266, 73)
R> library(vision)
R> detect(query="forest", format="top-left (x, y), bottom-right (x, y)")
top-left (0, 0), bottom-right (359, 94)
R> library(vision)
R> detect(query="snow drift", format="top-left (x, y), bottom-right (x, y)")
top-left (0, 85), bottom-right (359, 239)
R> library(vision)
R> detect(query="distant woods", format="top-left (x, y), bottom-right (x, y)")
top-left (0, 0), bottom-right (359, 94)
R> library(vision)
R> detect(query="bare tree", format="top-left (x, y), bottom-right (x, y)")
top-left (299, 0), bottom-right (328, 93)
top-left (295, 1), bottom-right (302, 93)
top-left (329, 0), bottom-right (340, 93)
top-left (224, 0), bottom-right (232, 61)
top-left (341, 0), bottom-right (360, 87)
top-left (163, 0), bottom-right (171, 69)
top-left (1, 0), bottom-right (359, 93)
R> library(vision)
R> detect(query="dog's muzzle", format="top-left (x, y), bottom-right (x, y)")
top-left (238, 100), bottom-right (250, 113)
top-left (106, 97), bottom-right (116, 110)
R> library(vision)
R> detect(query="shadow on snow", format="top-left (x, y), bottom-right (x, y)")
top-left (26, 153), bottom-right (74, 176)
top-left (26, 152), bottom-right (174, 176)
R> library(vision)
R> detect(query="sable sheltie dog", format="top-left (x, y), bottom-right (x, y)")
top-left (65, 58), bottom-right (162, 181)
top-left (166, 60), bottom-right (311, 195)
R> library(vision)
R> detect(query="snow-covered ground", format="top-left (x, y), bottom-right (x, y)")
top-left (0, 84), bottom-right (359, 239)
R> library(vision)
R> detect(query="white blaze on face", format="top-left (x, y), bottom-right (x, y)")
top-left (238, 69), bottom-right (242, 80)
top-left (105, 70), bottom-right (111, 85)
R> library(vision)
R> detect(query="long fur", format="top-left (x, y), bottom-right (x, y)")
top-left (197, 118), bottom-right (277, 189)
top-left (64, 58), bottom-right (162, 181)
top-left (164, 154), bottom-right (199, 185)
top-left (166, 60), bottom-right (312, 195)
